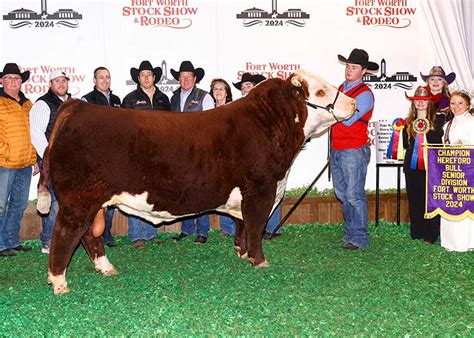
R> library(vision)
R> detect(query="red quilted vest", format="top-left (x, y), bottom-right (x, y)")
top-left (331, 82), bottom-right (374, 150)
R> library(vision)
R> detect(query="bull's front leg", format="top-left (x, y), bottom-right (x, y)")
top-left (48, 209), bottom-right (88, 295)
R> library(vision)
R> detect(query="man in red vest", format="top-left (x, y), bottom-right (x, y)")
top-left (331, 48), bottom-right (379, 250)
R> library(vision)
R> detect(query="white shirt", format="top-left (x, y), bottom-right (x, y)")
top-left (444, 111), bottom-right (474, 145)
top-left (29, 95), bottom-right (68, 158)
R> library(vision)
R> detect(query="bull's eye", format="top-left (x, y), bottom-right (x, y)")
top-left (316, 90), bottom-right (325, 97)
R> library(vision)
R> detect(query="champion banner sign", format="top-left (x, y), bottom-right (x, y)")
top-left (425, 145), bottom-right (474, 221)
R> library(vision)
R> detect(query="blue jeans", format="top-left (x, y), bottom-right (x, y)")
top-left (103, 206), bottom-right (115, 244)
top-left (128, 215), bottom-right (156, 242)
top-left (330, 145), bottom-right (370, 248)
top-left (219, 206), bottom-right (282, 236)
top-left (181, 215), bottom-right (210, 237)
top-left (220, 215), bottom-right (236, 235)
top-left (0, 166), bottom-right (32, 251)
top-left (40, 187), bottom-right (58, 246)
top-left (265, 206), bottom-right (281, 234)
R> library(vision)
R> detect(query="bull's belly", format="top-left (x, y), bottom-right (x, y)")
top-left (102, 177), bottom-right (288, 225)
top-left (102, 188), bottom-right (245, 225)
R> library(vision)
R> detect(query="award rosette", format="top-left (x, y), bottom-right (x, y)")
top-left (410, 117), bottom-right (430, 170)
top-left (386, 118), bottom-right (406, 160)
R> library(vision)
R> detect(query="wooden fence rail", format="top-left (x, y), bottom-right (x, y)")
top-left (20, 193), bottom-right (408, 240)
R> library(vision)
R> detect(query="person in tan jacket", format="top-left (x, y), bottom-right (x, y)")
top-left (0, 63), bottom-right (36, 257)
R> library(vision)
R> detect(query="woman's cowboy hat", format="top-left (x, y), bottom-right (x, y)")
top-left (337, 48), bottom-right (379, 72)
top-left (171, 61), bottom-right (205, 83)
top-left (405, 86), bottom-right (433, 101)
top-left (130, 60), bottom-right (162, 84)
top-left (233, 72), bottom-right (266, 90)
top-left (420, 66), bottom-right (456, 84)
top-left (0, 63), bottom-right (30, 82)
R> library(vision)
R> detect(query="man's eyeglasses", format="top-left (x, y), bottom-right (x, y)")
top-left (2, 76), bottom-right (22, 81)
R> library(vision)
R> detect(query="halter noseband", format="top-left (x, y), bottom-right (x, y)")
top-left (305, 90), bottom-right (341, 122)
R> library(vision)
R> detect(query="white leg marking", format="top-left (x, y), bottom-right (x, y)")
top-left (48, 269), bottom-right (69, 295)
top-left (94, 255), bottom-right (117, 276)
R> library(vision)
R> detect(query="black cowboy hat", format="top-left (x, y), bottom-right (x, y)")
top-left (233, 72), bottom-right (266, 90)
top-left (338, 48), bottom-right (379, 72)
top-left (130, 60), bottom-right (162, 84)
top-left (420, 66), bottom-right (456, 84)
top-left (0, 63), bottom-right (30, 82)
top-left (171, 61), bottom-right (205, 83)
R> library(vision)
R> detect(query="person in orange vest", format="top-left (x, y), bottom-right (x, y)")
top-left (0, 63), bottom-right (37, 257)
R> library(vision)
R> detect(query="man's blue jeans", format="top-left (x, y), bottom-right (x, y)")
top-left (40, 187), bottom-right (58, 246)
top-left (181, 215), bottom-right (210, 237)
top-left (0, 166), bottom-right (32, 251)
top-left (128, 215), bottom-right (156, 242)
top-left (103, 207), bottom-right (115, 245)
top-left (265, 206), bottom-right (281, 234)
top-left (219, 206), bottom-right (282, 236)
top-left (330, 145), bottom-right (370, 248)
top-left (220, 215), bottom-right (236, 235)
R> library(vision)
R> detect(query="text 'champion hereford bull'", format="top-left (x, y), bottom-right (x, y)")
top-left (37, 69), bottom-right (356, 294)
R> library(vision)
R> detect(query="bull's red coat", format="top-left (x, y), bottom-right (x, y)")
top-left (38, 71), bottom-right (356, 294)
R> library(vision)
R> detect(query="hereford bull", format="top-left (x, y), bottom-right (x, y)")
top-left (38, 69), bottom-right (356, 294)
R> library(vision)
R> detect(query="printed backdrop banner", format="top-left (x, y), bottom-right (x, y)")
top-left (425, 145), bottom-right (474, 221)
top-left (1, 0), bottom-right (460, 199)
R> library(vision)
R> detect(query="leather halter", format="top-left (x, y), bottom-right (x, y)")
top-left (305, 90), bottom-right (341, 122)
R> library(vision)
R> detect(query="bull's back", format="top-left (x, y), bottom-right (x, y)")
top-left (49, 101), bottom-right (259, 212)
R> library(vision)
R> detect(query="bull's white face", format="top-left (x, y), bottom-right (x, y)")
top-left (292, 69), bottom-right (356, 138)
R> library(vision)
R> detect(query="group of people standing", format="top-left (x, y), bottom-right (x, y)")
top-left (401, 67), bottom-right (474, 252)
top-left (0, 59), bottom-right (283, 256)
top-left (1, 48), bottom-right (472, 257)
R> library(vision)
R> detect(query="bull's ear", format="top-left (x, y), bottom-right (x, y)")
top-left (290, 74), bottom-right (309, 99)
top-left (291, 74), bottom-right (302, 87)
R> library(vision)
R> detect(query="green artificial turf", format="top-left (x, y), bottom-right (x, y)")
top-left (0, 222), bottom-right (473, 336)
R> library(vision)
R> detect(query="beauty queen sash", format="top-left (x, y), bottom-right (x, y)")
top-left (386, 118), bottom-right (406, 160)
top-left (410, 118), bottom-right (430, 170)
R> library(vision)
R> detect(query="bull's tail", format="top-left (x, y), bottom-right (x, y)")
top-left (37, 99), bottom-right (79, 214)
top-left (37, 153), bottom-right (52, 214)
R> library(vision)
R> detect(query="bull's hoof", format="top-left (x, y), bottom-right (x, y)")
top-left (239, 252), bottom-right (249, 260)
top-left (99, 266), bottom-right (118, 276)
top-left (249, 258), bottom-right (270, 267)
top-left (94, 256), bottom-right (117, 276)
top-left (53, 285), bottom-right (70, 295)
top-left (255, 260), bottom-right (270, 268)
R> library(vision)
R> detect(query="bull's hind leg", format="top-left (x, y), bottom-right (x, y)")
top-left (234, 219), bottom-right (248, 259)
top-left (48, 208), bottom-right (89, 295)
top-left (81, 228), bottom-right (117, 276)
top-left (242, 188), bottom-right (275, 267)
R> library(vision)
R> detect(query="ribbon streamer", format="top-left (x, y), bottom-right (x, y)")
top-left (410, 118), bottom-right (430, 170)
top-left (386, 118), bottom-right (406, 160)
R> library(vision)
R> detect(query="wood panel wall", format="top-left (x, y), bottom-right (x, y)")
top-left (19, 193), bottom-right (408, 240)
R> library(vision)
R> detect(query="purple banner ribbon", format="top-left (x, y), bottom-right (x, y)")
top-left (426, 145), bottom-right (474, 221)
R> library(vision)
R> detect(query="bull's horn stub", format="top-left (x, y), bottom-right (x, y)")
top-left (291, 75), bottom-right (302, 87)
